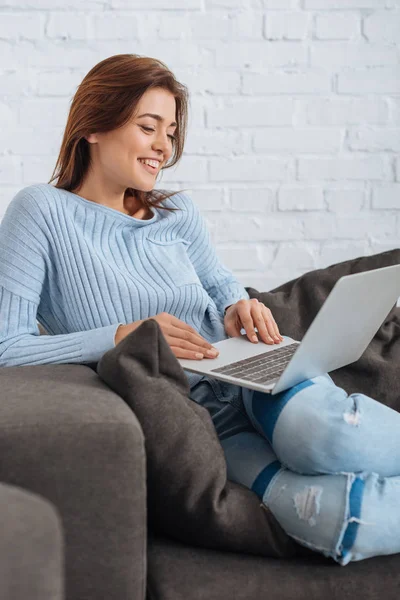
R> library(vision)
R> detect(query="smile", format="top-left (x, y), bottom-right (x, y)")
top-left (138, 158), bottom-right (160, 174)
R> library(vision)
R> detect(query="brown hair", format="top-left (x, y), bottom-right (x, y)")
top-left (48, 54), bottom-right (190, 214)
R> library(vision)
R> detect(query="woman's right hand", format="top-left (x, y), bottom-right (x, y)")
top-left (114, 312), bottom-right (219, 360)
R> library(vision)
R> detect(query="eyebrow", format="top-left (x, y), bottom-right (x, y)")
top-left (137, 113), bottom-right (177, 128)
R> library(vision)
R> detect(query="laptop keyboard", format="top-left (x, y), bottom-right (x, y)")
top-left (210, 341), bottom-right (300, 385)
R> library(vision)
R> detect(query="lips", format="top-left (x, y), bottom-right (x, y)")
top-left (138, 159), bottom-right (159, 175)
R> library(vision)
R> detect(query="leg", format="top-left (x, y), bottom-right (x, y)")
top-left (221, 430), bottom-right (400, 566)
top-left (242, 374), bottom-right (400, 477)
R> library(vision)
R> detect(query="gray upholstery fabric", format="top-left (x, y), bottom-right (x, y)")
top-left (97, 319), bottom-right (303, 559)
top-left (0, 365), bottom-right (147, 600)
top-left (0, 482), bottom-right (64, 600)
top-left (148, 535), bottom-right (400, 600)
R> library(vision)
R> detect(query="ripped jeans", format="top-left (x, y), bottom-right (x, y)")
top-left (188, 371), bottom-right (400, 566)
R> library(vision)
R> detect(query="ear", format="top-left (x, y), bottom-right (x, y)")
top-left (85, 133), bottom-right (98, 144)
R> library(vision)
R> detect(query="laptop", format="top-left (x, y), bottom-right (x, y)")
top-left (178, 264), bottom-right (400, 395)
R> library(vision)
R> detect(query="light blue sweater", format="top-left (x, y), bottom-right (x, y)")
top-left (0, 183), bottom-right (249, 388)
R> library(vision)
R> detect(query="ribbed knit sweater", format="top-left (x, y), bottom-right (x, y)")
top-left (0, 183), bottom-right (249, 388)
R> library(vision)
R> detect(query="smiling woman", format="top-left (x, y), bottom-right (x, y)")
top-left (49, 54), bottom-right (189, 218)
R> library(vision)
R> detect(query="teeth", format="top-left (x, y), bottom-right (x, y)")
top-left (138, 158), bottom-right (159, 168)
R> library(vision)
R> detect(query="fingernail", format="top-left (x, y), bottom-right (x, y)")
top-left (251, 335), bottom-right (258, 342)
top-left (206, 349), bottom-right (218, 357)
top-left (195, 353), bottom-right (204, 359)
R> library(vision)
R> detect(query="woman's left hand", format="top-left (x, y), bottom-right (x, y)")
top-left (224, 299), bottom-right (284, 345)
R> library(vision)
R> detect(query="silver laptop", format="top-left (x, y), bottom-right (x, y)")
top-left (178, 264), bottom-right (400, 395)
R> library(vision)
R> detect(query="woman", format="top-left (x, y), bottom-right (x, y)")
top-left (0, 54), bottom-right (399, 566)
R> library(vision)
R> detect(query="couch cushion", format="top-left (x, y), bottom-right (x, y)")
top-left (97, 319), bottom-right (303, 559)
top-left (147, 534), bottom-right (400, 600)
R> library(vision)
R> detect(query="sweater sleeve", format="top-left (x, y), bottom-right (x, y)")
top-left (0, 189), bottom-right (121, 367)
top-left (179, 193), bottom-right (250, 315)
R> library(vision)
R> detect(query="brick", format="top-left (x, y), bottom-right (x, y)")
top-left (2, 127), bottom-right (61, 155)
top-left (209, 157), bottom-right (289, 182)
top-left (214, 214), bottom-right (303, 242)
top-left (0, 13), bottom-right (44, 40)
top-left (111, 0), bottom-right (201, 8)
top-left (175, 68), bottom-right (241, 94)
top-left (0, 187), bottom-right (21, 221)
top-left (242, 71), bottom-right (332, 94)
top-left (299, 97), bottom-right (387, 126)
top-left (264, 12), bottom-right (310, 40)
top-left (0, 70), bottom-right (36, 96)
top-left (388, 98), bottom-right (400, 125)
top-left (189, 188), bottom-right (226, 211)
top-left (22, 156), bottom-right (55, 185)
top-left (46, 12), bottom-right (87, 39)
top-left (217, 246), bottom-right (265, 271)
top-left (273, 243), bottom-right (318, 269)
top-left (18, 98), bottom-right (71, 128)
top-left (310, 43), bottom-right (397, 69)
top-left (348, 127), bottom-right (400, 152)
top-left (297, 156), bottom-right (387, 181)
top-left (158, 155), bottom-right (208, 183)
top-left (319, 241), bottom-right (368, 268)
top-left (305, 0), bottom-right (387, 8)
top-left (332, 214), bottom-right (397, 239)
top-left (325, 187), bottom-right (366, 212)
top-left (0, 0), bottom-right (104, 8)
top-left (90, 13), bottom-right (139, 40)
top-left (230, 13), bottom-right (263, 39)
top-left (372, 184), bottom-right (400, 209)
top-left (0, 156), bottom-right (22, 185)
top-left (278, 186), bottom-right (324, 210)
top-left (216, 42), bottom-right (308, 69)
top-left (396, 157), bottom-right (400, 182)
top-left (253, 128), bottom-right (341, 153)
top-left (207, 98), bottom-right (294, 127)
top-left (184, 130), bottom-right (244, 155)
top-left (364, 12), bottom-right (400, 43)
top-left (0, 100), bottom-right (18, 127)
top-left (36, 70), bottom-right (85, 96)
top-left (338, 67), bottom-right (400, 94)
top-left (315, 13), bottom-right (360, 40)
top-left (259, 0), bottom-right (300, 7)
top-left (230, 188), bottom-right (275, 212)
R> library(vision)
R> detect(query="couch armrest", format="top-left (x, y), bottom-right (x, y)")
top-left (0, 365), bottom-right (146, 600)
top-left (0, 482), bottom-right (64, 600)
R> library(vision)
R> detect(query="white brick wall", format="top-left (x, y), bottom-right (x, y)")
top-left (0, 0), bottom-right (399, 293)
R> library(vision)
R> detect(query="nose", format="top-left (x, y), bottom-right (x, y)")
top-left (152, 131), bottom-right (171, 159)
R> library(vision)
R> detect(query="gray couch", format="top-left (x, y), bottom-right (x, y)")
top-left (1, 361), bottom-right (400, 600)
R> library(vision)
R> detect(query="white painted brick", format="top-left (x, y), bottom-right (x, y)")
top-left (369, 239), bottom-right (400, 255)
top-left (396, 157), bottom-right (400, 182)
top-left (260, 0), bottom-right (300, 7)
top-left (253, 128), bottom-right (341, 153)
top-left (230, 13), bottom-right (263, 39)
top-left (332, 214), bottom-right (397, 239)
top-left (242, 72), bottom-right (332, 95)
top-left (18, 98), bottom-right (71, 128)
top-left (217, 246), bottom-right (265, 271)
top-left (299, 97), bottom-right (387, 126)
top-left (338, 68), bottom-right (400, 94)
top-left (111, 0), bottom-right (201, 8)
top-left (319, 241), bottom-right (368, 268)
top-left (348, 127), bottom-right (400, 152)
top-left (215, 214), bottom-right (303, 242)
top-left (388, 98), bottom-right (400, 125)
top-left (230, 188), bottom-right (275, 212)
top-left (0, 156), bottom-right (22, 185)
top-left (0, 13), bottom-right (44, 40)
top-left (364, 12), bottom-right (400, 43)
top-left (46, 12), bottom-right (88, 39)
top-left (209, 157), bottom-right (289, 182)
top-left (298, 156), bottom-right (387, 181)
top-left (1, 0), bottom-right (105, 8)
top-left (279, 186), bottom-right (324, 210)
top-left (3, 40), bottom-right (100, 69)
top-left (189, 13), bottom-right (231, 39)
top-left (0, 100), bottom-right (19, 127)
top-left (2, 128), bottom-right (62, 155)
top-left (189, 188), bottom-right (226, 211)
top-left (310, 43), bottom-right (398, 69)
top-left (315, 13), bottom-right (360, 40)
top-left (325, 187), bottom-right (366, 212)
top-left (205, 0), bottom-right (250, 7)
top-left (264, 12), bottom-right (310, 40)
top-left (215, 42), bottom-right (308, 69)
top-left (175, 68), bottom-right (241, 94)
top-left (0, 70), bottom-right (37, 96)
top-left (22, 156), bottom-right (56, 185)
top-left (156, 14), bottom-right (189, 39)
top-left (273, 242), bottom-right (318, 269)
top-left (36, 70), bottom-right (85, 96)
top-left (89, 13), bottom-right (139, 40)
top-left (158, 155), bottom-right (208, 184)
top-left (0, 187), bottom-right (21, 221)
top-left (184, 130), bottom-right (245, 156)
top-left (305, 0), bottom-right (388, 8)
top-left (207, 99), bottom-right (294, 127)
top-left (372, 184), bottom-right (400, 209)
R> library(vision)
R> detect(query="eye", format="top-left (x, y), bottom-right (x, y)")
top-left (140, 125), bottom-right (175, 142)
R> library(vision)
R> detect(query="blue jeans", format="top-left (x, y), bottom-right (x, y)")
top-left (188, 372), bottom-right (400, 566)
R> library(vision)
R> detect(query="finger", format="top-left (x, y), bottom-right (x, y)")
top-left (253, 310), bottom-right (277, 344)
top-left (168, 317), bottom-right (215, 349)
top-left (168, 324), bottom-right (219, 355)
top-left (239, 306), bottom-right (264, 344)
top-left (258, 306), bottom-right (284, 343)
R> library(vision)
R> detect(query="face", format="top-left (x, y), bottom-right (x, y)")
top-left (86, 87), bottom-right (177, 193)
